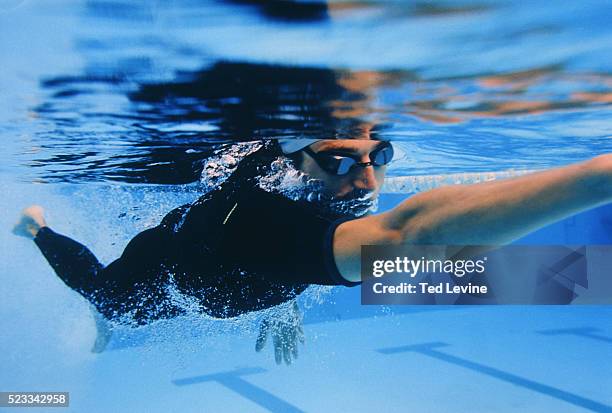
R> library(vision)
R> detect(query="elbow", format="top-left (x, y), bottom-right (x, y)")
top-left (388, 184), bottom-right (468, 245)
top-left (382, 208), bottom-right (441, 245)
top-left (398, 218), bottom-right (442, 245)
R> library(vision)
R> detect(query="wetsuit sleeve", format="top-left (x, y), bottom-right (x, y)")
top-left (218, 188), bottom-right (360, 287)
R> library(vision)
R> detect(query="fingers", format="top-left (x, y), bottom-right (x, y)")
top-left (282, 324), bottom-right (300, 365)
top-left (255, 319), bottom-right (270, 352)
top-left (292, 301), bottom-right (305, 344)
top-left (272, 331), bottom-right (283, 365)
top-left (283, 343), bottom-right (292, 366)
top-left (275, 325), bottom-right (292, 365)
top-left (290, 328), bottom-right (299, 360)
top-left (257, 303), bottom-right (306, 366)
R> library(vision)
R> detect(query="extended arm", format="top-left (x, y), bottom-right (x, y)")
top-left (333, 154), bottom-right (612, 283)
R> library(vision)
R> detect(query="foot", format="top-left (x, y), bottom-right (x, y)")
top-left (12, 205), bottom-right (47, 239)
top-left (90, 305), bottom-right (113, 353)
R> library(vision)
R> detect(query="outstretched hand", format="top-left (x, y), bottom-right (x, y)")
top-left (255, 300), bottom-right (304, 365)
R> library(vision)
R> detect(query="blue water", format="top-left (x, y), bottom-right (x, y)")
top-left (1, 0), bottom-right (612, 412)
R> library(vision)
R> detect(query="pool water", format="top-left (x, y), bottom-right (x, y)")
top-left (1, 0), bottom-right (612, 412)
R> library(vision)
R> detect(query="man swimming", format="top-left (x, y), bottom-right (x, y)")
top-left (12, 137), bottom-right (390, 359)
top-left (13, 138), bottom-right (612, 358)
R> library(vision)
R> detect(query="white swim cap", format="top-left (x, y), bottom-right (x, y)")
top-left (278, 139), bottom-right (322, 154)
top-left (278, 135), bottom-right (391, 154)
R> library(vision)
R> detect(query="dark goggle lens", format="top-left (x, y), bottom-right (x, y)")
top-left (307, 143), bottom-right (394, 175)
top-left (336, 157), bottom-right (356, 175)
top-left (372, 144), bottom-right (394, 166)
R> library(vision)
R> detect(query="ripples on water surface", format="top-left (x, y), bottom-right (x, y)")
top-left (2, 1), bottom-right (612, 401)
top-left (1, 0), bottom-right (611, 184)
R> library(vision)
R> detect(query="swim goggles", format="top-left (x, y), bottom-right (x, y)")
top-left (303, 141), bottom-right (394, 176)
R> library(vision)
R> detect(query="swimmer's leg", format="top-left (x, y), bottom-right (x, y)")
top-left (90, 304), bottom-right (113, 353)
top-left (14, 205), bottom-right (104, 294)
top-left (13, 205), bottom-right (113, 352)
top-left (34, 227), bottom-right (105, 295)
top-left (14, 205), bottom-right (184, 345)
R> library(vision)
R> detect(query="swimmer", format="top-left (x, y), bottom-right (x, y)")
top-left (14, 138), bottom-right (612, 360)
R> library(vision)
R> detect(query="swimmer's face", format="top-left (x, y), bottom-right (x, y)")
top-left (297, 140), bottom-right (389, 199)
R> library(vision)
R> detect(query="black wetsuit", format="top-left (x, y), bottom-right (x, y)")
top-left (34, 145), bottom-right (360, 325)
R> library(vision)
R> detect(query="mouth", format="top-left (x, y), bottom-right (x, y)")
top-left (325, 191), bottom-right (379, 216)
top-left (335, 188), bottom-right (377, 203)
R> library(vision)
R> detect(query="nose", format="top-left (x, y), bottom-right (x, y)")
top-left (352, 165), bottom-right (378, 191)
